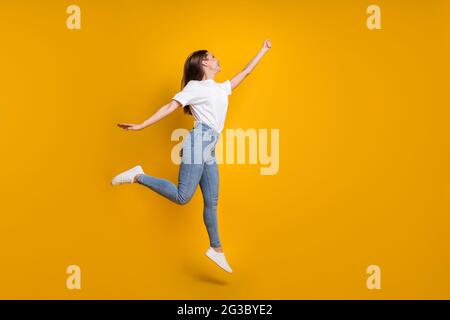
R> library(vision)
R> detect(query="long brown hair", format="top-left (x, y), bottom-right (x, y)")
top-left (180, 50), bottom-right (208, 115)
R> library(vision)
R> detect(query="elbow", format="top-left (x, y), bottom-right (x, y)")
top-left (242, 69), bottom-right (251, 78)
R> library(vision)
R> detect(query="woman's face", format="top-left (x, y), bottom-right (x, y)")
top-left (204, 52), bottom-right (221, 72)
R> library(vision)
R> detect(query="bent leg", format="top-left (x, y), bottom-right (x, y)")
top-left (199, 160), bottom-right (221, 248)
top-left (137, 161), bottom-right (204, 205)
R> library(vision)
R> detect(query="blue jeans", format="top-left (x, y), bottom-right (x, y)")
top-left (136, 121), bottom-right (221, 248)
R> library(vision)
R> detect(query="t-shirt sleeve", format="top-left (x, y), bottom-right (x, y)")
top-left (223, 80), bottom-right (232, 95)
top-left (172, 81), bottom-right (197, 107)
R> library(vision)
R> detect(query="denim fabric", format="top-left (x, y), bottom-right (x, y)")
top-left (136, 122), bottom-right (222, 248)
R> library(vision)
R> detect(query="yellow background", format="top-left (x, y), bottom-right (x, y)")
top-left (0, 0), bottom-right (449, 299)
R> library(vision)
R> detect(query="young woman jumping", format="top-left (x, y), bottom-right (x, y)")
top-left (111, 39), bottom-right (272, 273)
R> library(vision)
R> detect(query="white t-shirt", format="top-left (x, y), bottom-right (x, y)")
top-left (172, 79), bottom-right (232, 134)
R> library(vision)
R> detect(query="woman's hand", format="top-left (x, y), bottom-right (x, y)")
top-left (117, 123), bottom-right (144, 131)
top-left (262, 39), bottom-right (272, 52)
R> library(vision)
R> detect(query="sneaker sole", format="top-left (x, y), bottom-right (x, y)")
top-left (205, 251), bottom-right (233, 273)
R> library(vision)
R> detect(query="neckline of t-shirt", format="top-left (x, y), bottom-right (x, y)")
top-left (202, 79), bottom-right (215, 82)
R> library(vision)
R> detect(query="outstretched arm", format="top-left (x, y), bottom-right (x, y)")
top-left (117, 100), bottom-right (180, 131)
top-left (230, 39), bottom-right (272, 91)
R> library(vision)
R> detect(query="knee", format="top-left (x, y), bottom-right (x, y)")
top-left (177, 198), bottom-right (189, 205)
top-left (176, 194), bottom-right (192, 205)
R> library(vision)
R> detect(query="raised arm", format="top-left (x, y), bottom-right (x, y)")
top-left (117, 100), bottom-right (180, 131)
top-left (230, 39), bottom-right (272, 90)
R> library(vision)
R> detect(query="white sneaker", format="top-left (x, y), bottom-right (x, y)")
top-left (111, 165), bottom-right (144, 186)
top-left (205, 247), bottom-right (233, 273)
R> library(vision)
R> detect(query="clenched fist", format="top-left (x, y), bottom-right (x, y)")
top-left (262, 39), bottom-right (272, 52)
